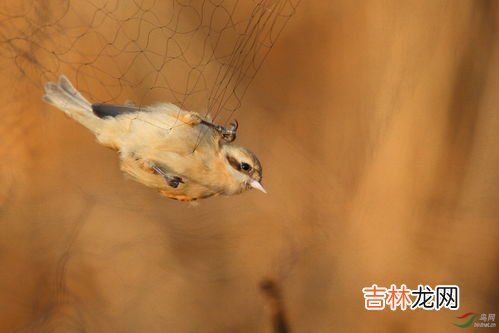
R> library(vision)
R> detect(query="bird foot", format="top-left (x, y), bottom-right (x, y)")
top-left (201, 119), bottom-right (238, 142)
top-left (145, 161), bottom-right (184, 188)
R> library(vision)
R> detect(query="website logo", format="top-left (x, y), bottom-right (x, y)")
top-left (454, 312), bottom-right (496, 329)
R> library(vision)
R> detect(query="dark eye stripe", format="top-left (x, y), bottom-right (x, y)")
top-left (227, 156), bottom-right (242, 171)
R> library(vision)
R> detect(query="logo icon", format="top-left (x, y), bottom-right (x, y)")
top-left (454, 312), bottom-right (478, 328)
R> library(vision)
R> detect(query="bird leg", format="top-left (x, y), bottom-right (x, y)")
top-left (145, 161), bottom-right (184, 188)
top-left (200, 119), bottom-right (238, 142)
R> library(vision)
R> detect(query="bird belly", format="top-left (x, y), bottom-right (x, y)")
top-left (120, 157), bottom-right (220, 201)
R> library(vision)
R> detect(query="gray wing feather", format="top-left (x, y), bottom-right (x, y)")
top-left (91, 104), bottom-right (146, 118)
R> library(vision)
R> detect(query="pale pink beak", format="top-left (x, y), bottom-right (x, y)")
top-left (249, 179), bottom-right (267, 193)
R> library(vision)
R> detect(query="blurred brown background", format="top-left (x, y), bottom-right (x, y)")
top-left (0, 0), bottom-right (498, 332)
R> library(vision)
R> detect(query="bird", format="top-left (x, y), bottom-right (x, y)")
top-left (42, 75), bottom-right (266, 201)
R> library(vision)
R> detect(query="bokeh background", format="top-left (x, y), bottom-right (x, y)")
top-left (0, 0), bottom-right (497, 332)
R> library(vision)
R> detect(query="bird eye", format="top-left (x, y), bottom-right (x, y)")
top-left (240, 162), bottom-right (252, 172)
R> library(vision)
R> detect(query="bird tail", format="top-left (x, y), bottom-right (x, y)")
top-left (43, 75), bottom-right (101, 133)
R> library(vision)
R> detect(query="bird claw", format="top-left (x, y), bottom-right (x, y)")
top-left (147, 161), bottom-right (184, 188)
top-left (165, 176), bottom-right (183, 188)
top-left (222, 120), bottom-right (238, 142)
top-left (201, 119), bottom-right (238, 142)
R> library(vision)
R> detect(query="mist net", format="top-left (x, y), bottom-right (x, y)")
top-left (0, 0), bottom-right (299, 124)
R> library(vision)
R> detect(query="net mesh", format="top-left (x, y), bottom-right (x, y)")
top-left (0, 0), bottom-right (299, 124)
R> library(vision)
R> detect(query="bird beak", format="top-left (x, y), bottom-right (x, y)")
top-left (249, 179), bottom-right (267, 193)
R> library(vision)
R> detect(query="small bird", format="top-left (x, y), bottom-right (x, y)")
top-left (43, 75), bottom-right (265, 201)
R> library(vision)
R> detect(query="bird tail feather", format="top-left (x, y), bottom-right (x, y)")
top-left (43, 75), bottom-right (101, 133)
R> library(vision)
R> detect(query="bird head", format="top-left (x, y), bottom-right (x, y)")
top-left (221, 144), bottom-right (266, 194)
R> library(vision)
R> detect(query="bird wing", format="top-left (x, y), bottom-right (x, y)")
top-left (96, 102), bottom-right (221, 155)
